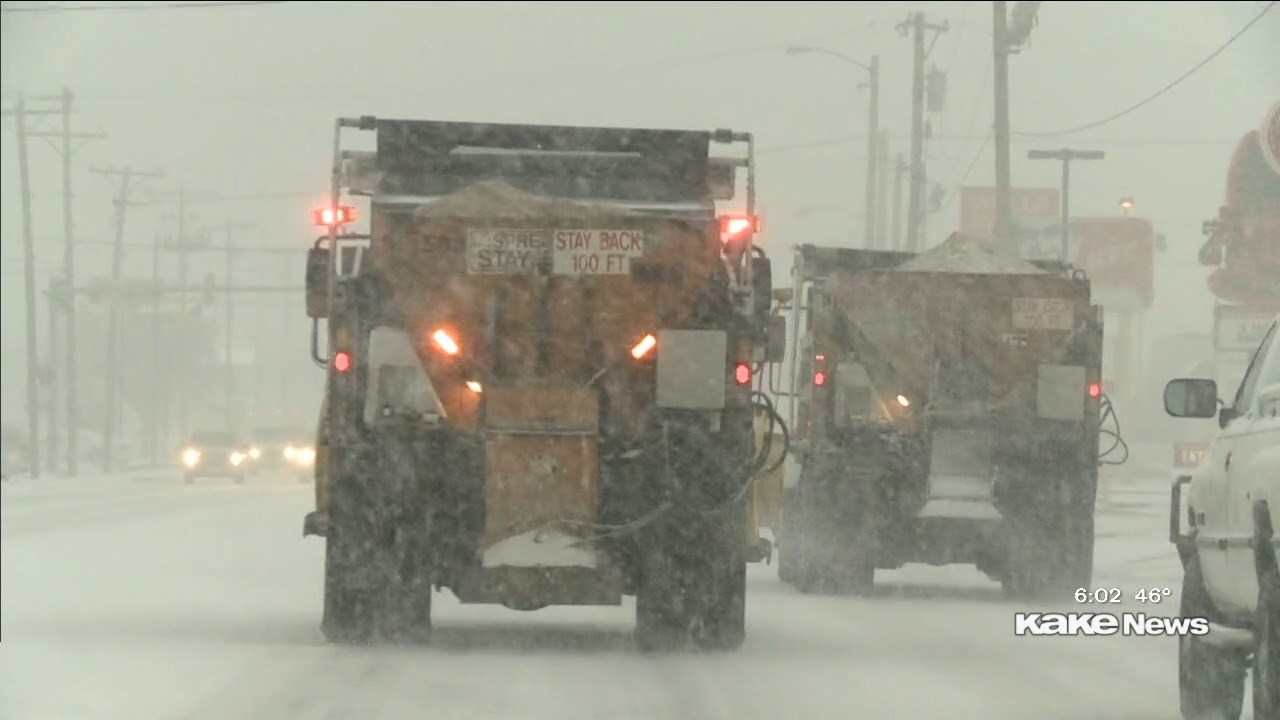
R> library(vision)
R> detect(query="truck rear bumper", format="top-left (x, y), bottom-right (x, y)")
top-left (452, 566), bottom-right (624, 610)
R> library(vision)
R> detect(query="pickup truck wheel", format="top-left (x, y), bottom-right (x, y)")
top-left (1254, 570), bottom-right (1280, 720)
top-left (1179, 554), bottom-right (1246, 720)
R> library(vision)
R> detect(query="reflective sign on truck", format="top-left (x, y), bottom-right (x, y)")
top-left (552, 229), bottom-right (646, 275)
top-left (465, 227), bottom-right (647, 275)
top-left (1012, 298), bottom-right (1075, 331)
top-left (467, 229), bottom-right (551, 274)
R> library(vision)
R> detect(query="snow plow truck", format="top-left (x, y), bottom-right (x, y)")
top-left (777, 234), bottom-right (1106, 600)
top-left (300, 117), bottom-right (785, 651)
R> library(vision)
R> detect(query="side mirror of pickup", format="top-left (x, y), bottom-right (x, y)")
top-left (306, 247), bottom-right (330, 319)
top-left (1164, 378), bottom-right (1219, 419)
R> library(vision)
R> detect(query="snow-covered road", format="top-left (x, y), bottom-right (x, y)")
top-left (0, 471), bottom-right (1221, 720)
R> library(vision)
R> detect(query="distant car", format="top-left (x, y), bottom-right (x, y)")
top-left (1166, 312), bottom-right (1279, 720)
top-left (181, 430), bottom-right (250, 484)
top-left (246, 426), bottom-right (315, 482)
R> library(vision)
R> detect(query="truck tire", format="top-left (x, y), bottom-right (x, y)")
top-left (1179, 554), bottom-right (1246, 720)
top-left (1254, 563), bottom-right (1280, 720)
top-left (1002, 506), bottom-right (1086, 601)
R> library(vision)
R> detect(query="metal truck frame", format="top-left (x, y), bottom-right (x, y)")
top-left (777, 243), bottom-right (1105, 600)
top-left (299, 116), bottom-right (781, 651)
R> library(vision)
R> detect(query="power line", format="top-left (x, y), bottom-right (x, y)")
top-left (759, 133), bottom-right (1236, 154)
top-left (938, 129), bottom-right (993, 213)
top-left (1012, 1), bottom-right (1277, 137)
top-left (1, 1), bottom-right (295, 12)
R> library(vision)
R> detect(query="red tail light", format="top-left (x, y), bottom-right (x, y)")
top-left (719, 214), bottom-right (761, 243)
top-left (333, 350), bottom-right (352, 374)
top-left (734, 362), bottom-right (751, 386)
top-left (813, 371), bottom-right (827, 387)
top-left (1088, 382), bottom-right (1101, 399)
top-left (311, 206), bottom-right (357, 227)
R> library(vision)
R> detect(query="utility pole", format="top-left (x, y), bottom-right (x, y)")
top-left (151, 231), bottom-right (162, 467)
top-left (223, 220), bottom-right (254, 430)
top-left (154, 182), bottom-right (215, 447)
top-left (993, 1), bottom-right (1014, 253)
top-left (875, 130), bottom-right (890, 250)
top-left (892, 153), bottom-right (908, 251)
top-left (1, 95), bottom-right (53, 478)
top-left (786, 46), bottom-right (882, 247)
top-left (1027, 149), bottom-right (1105, 262)
top-left (898, 12), bottom-right (949, 252)
top-left (45, 279), bottom-right (61, 471)
top-left (27, 88), bottom-right (107, 476)
top-left (864, 55), bottom-right (880, 249)
top-left (91, 165), bottom-right (165, 472)
top-left (994, 1), bottom-right (1043, 254)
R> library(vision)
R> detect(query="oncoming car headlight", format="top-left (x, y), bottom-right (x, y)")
top-left (296, 447), bottom-right (316, 466)
top-left (181, 448), bottom-right (201, 468)
top-left (283, 445), bottom-right (298, 461)
top-left (230, 451), bottom-right (246, 466)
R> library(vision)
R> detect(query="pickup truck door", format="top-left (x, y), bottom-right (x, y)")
top-left (1223, 321), bottom-right (1280, 613)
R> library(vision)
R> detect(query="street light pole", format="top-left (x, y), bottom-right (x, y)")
top-left (864, 55), bottom-right (880, 249)
top-left (1027, 149), bottom-right (1105, 262)
top-left (787, 46), bottom-right (881, 248)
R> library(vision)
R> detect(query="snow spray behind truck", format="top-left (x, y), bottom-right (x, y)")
top-left (777, 234), bottom-right (1107, 599)
top-left (300, 117), bottom-right (785, 651)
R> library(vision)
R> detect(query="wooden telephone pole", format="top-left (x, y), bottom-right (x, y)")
top-left (90, 165), bottom-right (165, 472)
top-left (26, 88), bottom-right (106, 476)
top-left (898, 12), bottom-right (949, 252)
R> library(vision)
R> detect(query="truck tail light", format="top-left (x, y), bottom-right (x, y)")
top-left (734, 362), bottom-right (751, 386)
top-left (631, 334), bottom-right (657, 360)
top-left (1088, 382), bottom-right (1101, 399)
top-left (813, 371), bottom-right (827, 387)
top-left (719, 214), bottom-right (761, 243)
top-left (432, 329), bottom-right (460, 356)
top-left (333, 351), bottom-right (352, 374)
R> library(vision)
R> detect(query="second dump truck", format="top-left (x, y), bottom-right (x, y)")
top-left (779, 234), bottom-right (1105, 599)
top-left (301, 117), bottom-right (782, 650)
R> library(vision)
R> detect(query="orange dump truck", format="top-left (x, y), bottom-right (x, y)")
top-left (300, 117), bottom-right (783, 650)
top-left (778, 234), bottom-right (1105, 599)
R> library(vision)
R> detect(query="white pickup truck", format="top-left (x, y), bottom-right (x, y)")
top-left (1166, 312), bottom-right (1280, 720)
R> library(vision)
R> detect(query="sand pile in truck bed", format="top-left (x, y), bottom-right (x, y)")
top-left (896, 232), bottom-right (1048, 274)
top-left (410, 180), bottom-right (643, 222)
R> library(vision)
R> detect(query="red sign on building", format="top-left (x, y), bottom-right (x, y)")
top-left (959, 186), bottom-right (1060, 242)
top-left (1072, 216), bottom-right (1156, 312)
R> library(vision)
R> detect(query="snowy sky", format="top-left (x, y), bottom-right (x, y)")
top-left (2, 0), bottom-right (1278, 423)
